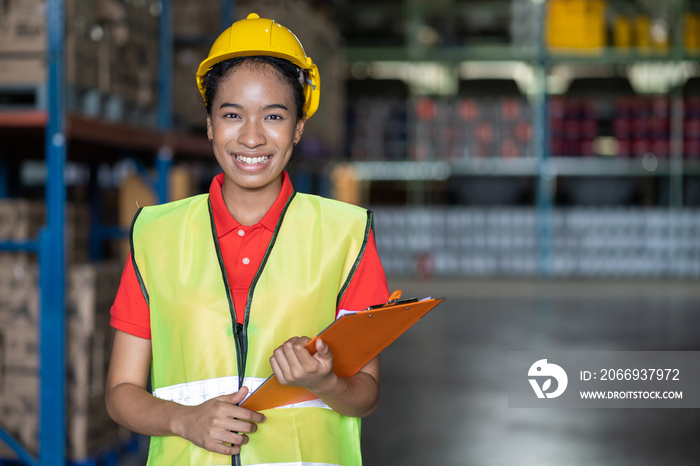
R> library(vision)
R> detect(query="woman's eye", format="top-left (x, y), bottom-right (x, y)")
top-left (267, 114), bottom-right (283, 121)
top-left (223, 113), bottom-right (240, 119)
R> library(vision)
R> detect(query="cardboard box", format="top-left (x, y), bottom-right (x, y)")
top-left (0, 257), bottom-right (38, 327)
top-left (0, 1), bottom-right (46, 83)
top-left (116, 168), bottom-right (195, 260)
top-left (0, 56), bottom-right (46, 85)
top-left (0, 200), bottom-right (43, 240)
top-left (173, 0), bottom-right (219, 37)
top-left (330, 164), bottom-right (361, 206)
top-left (0, 325), bottom-right (38, 371)
top-left (0, 261), bottom-right (127, 460)
top-left (173, 45), bottom-right (209, 130)
top-left (0, 262), bottom-right (121, 370)
top-left (0, 370), bottom-right (126, 459)
top-left (0, 371), bottom-right (38, 456)
top-left (65, 0), bottom-right (100, 91)
top-left (0, 199), bottom-right (90, 265)
top-left (0, 0), bottom-right (45, 54)
top-left (170, 166), bottom-right (196, 202)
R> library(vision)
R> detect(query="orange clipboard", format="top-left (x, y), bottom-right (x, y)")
top-left (240, 293), bottom-right (444, 412)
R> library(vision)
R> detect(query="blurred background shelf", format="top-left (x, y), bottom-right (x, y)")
top-left (0, 111), bottom-right (210, 157)
top-left (350, 157), bottom-right (700, 179)
top-left (346, 45), bottom-right (700, 64)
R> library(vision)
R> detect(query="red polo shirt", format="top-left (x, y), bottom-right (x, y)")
top-left (110, 171), bottom-right (390, 339)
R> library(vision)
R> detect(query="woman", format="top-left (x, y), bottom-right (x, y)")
top-left (105, 13), bottom-right (389, 466)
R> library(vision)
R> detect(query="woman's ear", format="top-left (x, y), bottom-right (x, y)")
top-left (294, 114), bottom-right (307, 145)
top-left (206, 115), bottom-right (213, 142)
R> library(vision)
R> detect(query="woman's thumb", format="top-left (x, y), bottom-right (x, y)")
top-left (229, 385), bottom-right (249, 404)
top-left (314, 339), bottom-right (333, 363)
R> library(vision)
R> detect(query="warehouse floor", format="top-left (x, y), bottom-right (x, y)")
top-left (115, 278), bottom-right (700, 465)
top-left (361, 278), bottom-right (700, 466)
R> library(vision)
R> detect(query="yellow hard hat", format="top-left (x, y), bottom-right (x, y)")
top-left (196, 13), bottom-right (320, 119)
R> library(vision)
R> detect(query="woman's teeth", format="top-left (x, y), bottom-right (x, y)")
top-left (236, 155), bottom-right (270, 165)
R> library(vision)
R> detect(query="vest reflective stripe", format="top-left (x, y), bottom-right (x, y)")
top-left (152, 376), bottom-right (254, 406)
top-left (132, 192), bottom-right (369, 466)
top-left (153, 376), bottom-right (331, 410)
top-left (242, 463), bottom-right (343, 466)
top-left (213, 463), bottom-right (341, 466)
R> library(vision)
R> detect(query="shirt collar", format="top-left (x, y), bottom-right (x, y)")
top-left (209, 171), bottom-right (294, 237)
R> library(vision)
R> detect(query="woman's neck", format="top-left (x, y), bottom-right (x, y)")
top-left (221, 177), bottom-right (282, 226)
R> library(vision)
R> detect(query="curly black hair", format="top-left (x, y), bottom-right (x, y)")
top-left (202, 56), bottom-right (306, 121)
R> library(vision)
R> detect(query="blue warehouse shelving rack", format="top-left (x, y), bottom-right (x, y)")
top-left (0, 0), bottom-right (232, 464)
top-left (0, 0), bottom-right (67, 462)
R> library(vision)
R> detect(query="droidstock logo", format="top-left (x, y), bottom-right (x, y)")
top-left (528, 359), bottom-right (568, 399)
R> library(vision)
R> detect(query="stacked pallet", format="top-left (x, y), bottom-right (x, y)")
top-left (0, 200), bottom-right (129, 461)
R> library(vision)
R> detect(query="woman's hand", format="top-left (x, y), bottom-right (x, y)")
top-left (269, 336), bottom-right (381, 417)
top-left (270, 337), bottom-right (337, 394)
top-left (106, 330), bottom-right (266, 455)
top-left (173, 386), bottom-right (266, 456)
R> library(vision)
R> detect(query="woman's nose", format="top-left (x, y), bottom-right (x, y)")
top-left (238, 119), bottom-right (266, 148)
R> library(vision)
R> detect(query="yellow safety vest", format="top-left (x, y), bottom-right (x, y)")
top-left (131, 191), bottom-right (372, 466)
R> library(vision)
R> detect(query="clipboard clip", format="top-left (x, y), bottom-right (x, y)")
top-left (365, 290), bottom-right (418, 310)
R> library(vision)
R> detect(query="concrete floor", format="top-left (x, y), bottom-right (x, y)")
top-left (115, 278), bottom-right (700, 465)
top-left (361, 278), bottom-right (700, 466)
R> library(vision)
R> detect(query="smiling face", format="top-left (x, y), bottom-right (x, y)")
top-left (206, 62), bottom-right (305, 199)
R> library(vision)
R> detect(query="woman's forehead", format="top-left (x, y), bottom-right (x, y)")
top-left (227, 63), bottom-right (288, 87)
top-left (226, 61), bottom-right (287, 84)
top-left (216, 65), bottom-right (293, 104)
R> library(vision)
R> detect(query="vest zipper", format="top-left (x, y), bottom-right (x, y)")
top-left (235, 322), bottom-right (247, 385)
